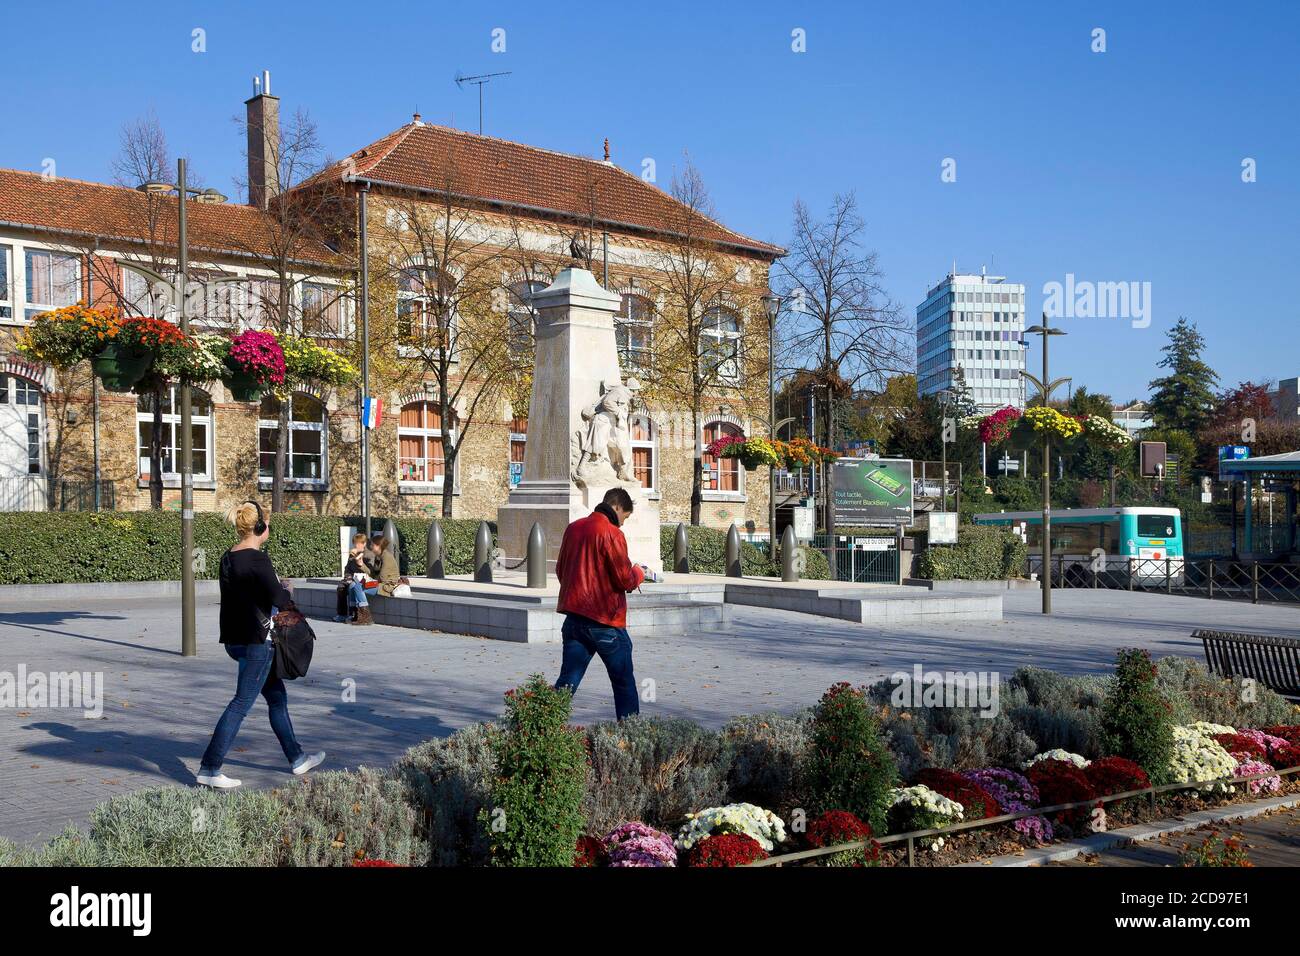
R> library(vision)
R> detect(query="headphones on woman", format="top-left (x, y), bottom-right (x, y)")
top-left (246, 500), bottom-right (267, 536)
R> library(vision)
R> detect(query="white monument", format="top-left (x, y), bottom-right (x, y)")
top-left (496, 267), bottom-right (663, 573)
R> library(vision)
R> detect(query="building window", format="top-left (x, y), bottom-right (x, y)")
top-left (701, 306), bottom-right (741, 382)
top-left (702, 420), bottom-right (741, 493)
top-left (25, 249), bottom-right (80, 320)
top-left (136, 387), bottom-right (214, 481)
top-left (397, 266), bottom-right (456, 353)
top-left (399, 400), bottom-right (454, 486)
top-left (243, 277), bottom-right (277, 328)
top-left (259, 393), bottom-right (327, 485)
top-left (509, 416), bottom-right (527, 487)
top-left (0, 376), bottom-right (43, 477)
top-left (0, 244), bottom-right (12, 319)
top-left (631, 414), bottom-right (656, 490)
top-left (302, 282), bottom-right (344, 337)
top-left (507, 281), bottom-right (545, 360)
top-left (616, 293), bottom-right (654, 369)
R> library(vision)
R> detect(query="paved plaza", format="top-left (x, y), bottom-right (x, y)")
top-left (1, 586), bottom-right (1296, 845)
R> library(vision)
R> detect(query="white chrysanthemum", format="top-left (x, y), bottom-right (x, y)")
top-left (1025, 749), bottom-right (1090, 769)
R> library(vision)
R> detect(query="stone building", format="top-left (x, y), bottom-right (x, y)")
top-left (0, 79), bottom-right (782, 531)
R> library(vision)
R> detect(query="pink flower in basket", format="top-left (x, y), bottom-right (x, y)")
top-left (227, 330), bottom-right (286, 386)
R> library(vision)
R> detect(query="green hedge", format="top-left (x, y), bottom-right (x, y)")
top-left (0, 512), bottom-right (494, 585)
top-left (657, 524), bottom-right (830, 580)
top-left (914, 523), bottom-right (1026, 580)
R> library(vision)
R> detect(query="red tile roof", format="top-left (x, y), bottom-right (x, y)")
top-left (312, 122), bottom-right (783, 259)
top-left (0, 168), bottom-right (343, 267)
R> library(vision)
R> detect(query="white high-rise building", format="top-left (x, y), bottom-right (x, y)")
top-left (916, 269), bottom-right (1027, 412)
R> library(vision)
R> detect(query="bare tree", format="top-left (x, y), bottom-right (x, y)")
top-left (642, 161), bottom-right (765, 524)
top-left (370, 148), bottom-right (526, 518)
top-left (773, 193), bottom-right (910, 534)
top-left (229, 107), bottom-right (354, 512)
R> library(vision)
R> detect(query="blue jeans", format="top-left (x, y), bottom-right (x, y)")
top-left (348, 580), bottom-right (370, 607)
top-left (555, 615), bottom-right (640, 720)
top-left (199, 641), bottom-right (303, 774)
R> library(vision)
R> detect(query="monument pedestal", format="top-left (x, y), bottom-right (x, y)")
top-left (496, 266), bottom-right (662, 575)
top-left (497, 481), bottom-right (662, 574)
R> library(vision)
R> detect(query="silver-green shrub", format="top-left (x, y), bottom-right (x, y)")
top-left (722, 711), bottom-right (812, 812)
top-left (583, 716), bottom-right (730, 834)
top-left (1155, 655), bottom-right (1297, 727)
top-left (273, 767), bottom-right (426, 867)
top-left (393, 723), bottom-right (498, 866)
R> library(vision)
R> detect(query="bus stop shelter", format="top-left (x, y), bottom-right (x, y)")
top-left (1228, 450), bottom-right (1300, 556)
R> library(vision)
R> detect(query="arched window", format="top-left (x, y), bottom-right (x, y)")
top-left (701, 306), bottom-right (741, 381)
top-left (0, 374), bottom-right (44, 479)
top-left (616, 293), bottom-right (654, 369)
top-left (630, 414), bottom-right (656, 491)
top-left (397, 265), bottom-right (456, 353)
top-left (136, 387), bottom-right (214, 481)
top-left (702, 419), bottom-right (741, 493)
top-left (399, 399), bottom-right (455, 487)
top-left (258, 393), bottom-right (327, 485)
top-left (506, 280), bottom-right (546, 359)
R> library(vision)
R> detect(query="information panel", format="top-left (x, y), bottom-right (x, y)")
top-left (833, 457), bottom-right (914, 527)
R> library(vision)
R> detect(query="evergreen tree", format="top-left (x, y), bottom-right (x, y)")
top-left (1147, 318), bottom-right (1219, 434)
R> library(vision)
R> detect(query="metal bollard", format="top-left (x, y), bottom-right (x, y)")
top-left (383, 517), bottom-right (401, 569)
top-left (725, 523), bottom-right (742, 578)
top-left (473, 520), bottom-right (493, 583)
top-left (527, 522), bottom-right (546, 589)
top-left (780, 525), bottom-right (799, 582)
top-left (427, 520), bottom-right (445, 579)
top-left (673, 522), bottom-right (689, 574)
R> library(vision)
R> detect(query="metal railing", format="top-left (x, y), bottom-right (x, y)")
top-left (811, 534), bottom-right (900, 583)
top-left (0, 478), bottom-right (115, 512)
top-left (749, 763), bottom-right (1300, 867)
top-left (1026, 554), bottom-right (1300, 605)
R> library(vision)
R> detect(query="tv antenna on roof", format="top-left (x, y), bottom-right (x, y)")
top-left (454, 71), bottom-right (512, 135)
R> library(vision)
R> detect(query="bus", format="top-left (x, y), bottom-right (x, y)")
top-left (973, 507), bottom-right (1184, 586)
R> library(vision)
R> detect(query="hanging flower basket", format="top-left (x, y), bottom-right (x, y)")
top-left (706, 434), bottom-right (781, 471)
top-left (222, 330), bottom-right (286, 403)
top-left (1021, 406), bottom-right (1084, 441)
top-left (17, 304), bottom-right (121, 370)
top-left (92, 341), bottom-right (154, 392)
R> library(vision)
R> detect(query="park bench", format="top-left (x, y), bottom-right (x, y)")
top-left (1196, 629), bottom-right (1300, 701)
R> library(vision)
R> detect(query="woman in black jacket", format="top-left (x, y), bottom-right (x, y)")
top-left (196, 501), bottom-right (325, 789)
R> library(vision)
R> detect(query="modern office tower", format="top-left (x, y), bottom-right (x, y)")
top-left (916, 268), bottom-right (1027, 412)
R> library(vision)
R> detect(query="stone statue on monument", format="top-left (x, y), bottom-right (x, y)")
top-left (571, 380), bottom-right (639, 487)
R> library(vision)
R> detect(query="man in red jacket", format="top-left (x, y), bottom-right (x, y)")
top-left (554, 487), bottom-right (657, 719)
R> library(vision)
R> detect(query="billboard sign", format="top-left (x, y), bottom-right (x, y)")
top-left (1218, 444), bottom-right (1249, 482)
top-left (833, 457), bottom-right (914, 527)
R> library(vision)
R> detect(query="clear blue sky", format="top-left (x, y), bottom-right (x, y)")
top-left (5, 0), bottom-right (1297, 402)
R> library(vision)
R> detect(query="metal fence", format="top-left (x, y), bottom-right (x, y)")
top-left (1026, 554), bottom-right (1300, 605)
top-left (810, 534), bottom-right (900, 584)
top-left (0, 478), bottom-right (114, 512)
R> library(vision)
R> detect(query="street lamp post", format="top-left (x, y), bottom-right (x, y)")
top-left (138, 162), bottom-right (227, 656)
top-left (1020, 317), bottom-right (1069, 615)
top-left (763, 293), bottom-right (780, 555)
top-left (937, 388), bottom-right (953, 513)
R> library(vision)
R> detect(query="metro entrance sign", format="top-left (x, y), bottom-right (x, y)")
top-left (1218, 444), bottom-right (1249, 481)
top-left (833, 457), bottom-right (914, 527)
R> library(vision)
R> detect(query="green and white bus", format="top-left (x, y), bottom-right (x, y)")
top-left (973, 507), bottom-right (1184, 585)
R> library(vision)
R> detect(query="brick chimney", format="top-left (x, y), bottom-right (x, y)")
top-left (245, 70), bottom-right (280, 209)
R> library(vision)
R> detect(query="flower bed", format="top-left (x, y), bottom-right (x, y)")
top-left (5, 656), bottom-right (1299, 870)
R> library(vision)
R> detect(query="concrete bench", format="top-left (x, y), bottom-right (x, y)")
top-left (1197, 629), bottom-right (1300, 700)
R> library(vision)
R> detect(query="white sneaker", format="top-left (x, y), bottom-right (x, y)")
top-left (292, 751), bottom-right (326, 775)
top-left (196, 771), bottom-right (242, 789)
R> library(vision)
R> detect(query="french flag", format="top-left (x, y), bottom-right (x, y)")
top-left (362, 396), bottom-right (383, 430)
